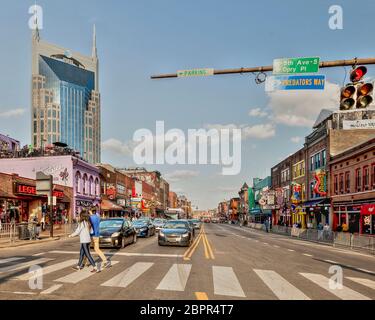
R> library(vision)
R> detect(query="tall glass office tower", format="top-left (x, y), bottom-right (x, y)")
top-left (31, 26), bottom-right (101, 164)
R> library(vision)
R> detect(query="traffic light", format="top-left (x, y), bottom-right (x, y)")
top-left (340, 85), bottom-right (356, 110)
top-left (340, 66), bottom-right (373, 110)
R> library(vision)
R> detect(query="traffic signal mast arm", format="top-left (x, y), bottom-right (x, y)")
top-left (150, 57), bottom-right (375, 79)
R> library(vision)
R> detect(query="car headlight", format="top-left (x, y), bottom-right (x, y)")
top-left (111, 232), bottom-right (120, 238)
top-left (182, 233), bottom-right (189, 238)
top-left (159, 231), bottom-right (165, 237)
top-left (140, 227), bottom-right (148, 231)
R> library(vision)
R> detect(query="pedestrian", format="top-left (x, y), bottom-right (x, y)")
top-left (264, 219), bottom-right (269, 233)
top-left (41, 214), bottom-right (45, 231)
top-left (88, 208), bottom-right (111, 269)
top-left (317, 222), bottom-right (323, 240)
top-left (68, 210), bottom-right (99, 273)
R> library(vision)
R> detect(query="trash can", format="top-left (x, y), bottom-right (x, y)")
top-left (18, 223), bottom-right (31, 240)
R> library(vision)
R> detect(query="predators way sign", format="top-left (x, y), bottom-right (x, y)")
top-left (177, 68), bottom-right (214, 78)
top-left (265, 75), bottom-right (325, 92)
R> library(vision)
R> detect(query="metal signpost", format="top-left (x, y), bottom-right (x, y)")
top-left (36, 172), bottom-right (54, 238)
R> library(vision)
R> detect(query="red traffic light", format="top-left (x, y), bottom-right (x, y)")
top-left (350, 66), bottom-right (367, 83)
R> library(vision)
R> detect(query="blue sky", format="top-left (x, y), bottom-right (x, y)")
top-left (1, 0), bottom-right (375, 209)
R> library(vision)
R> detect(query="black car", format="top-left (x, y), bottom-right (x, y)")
top-left (94, 218), bottom-right (137, 249)
top-left (133, 218), bottom-right (156, 237)
top-left (158, 220), bottom-right (194, 247)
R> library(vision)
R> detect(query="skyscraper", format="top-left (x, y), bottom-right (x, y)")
top-left (31, 25), bottom-right (101, 164)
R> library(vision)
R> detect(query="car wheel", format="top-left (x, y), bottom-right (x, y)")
top-left (133, 234), bottom-right (137, 244)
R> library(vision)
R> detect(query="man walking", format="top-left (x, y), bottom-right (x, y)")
top-left (89, 208), bottom-right (111, 269)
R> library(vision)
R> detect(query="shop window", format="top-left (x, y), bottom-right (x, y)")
top-left (75, 171), bottom-right (81, 194)
top-left (339, 173), bottom-right (344, 194)
top-left (345, 171), bottom-right (350, 193)
top-left (322, 150), bottom-right (326, 166)
top-left (89, 177), bottom-right (94, 196)
top-left (334, 175), bottom-right (338, 195)
top-left (310, 156), bottom-right (314, 171)
top-left (363, 166), bottom-right (370, 191)
top-left (82, 174), bottom-right (88, 195)
top-left (355, 168), bottom-right (362, 192)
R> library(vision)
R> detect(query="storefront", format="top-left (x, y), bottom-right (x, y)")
top-left (360, 204), bottom-right (375, 235)
top-left (332, 203), bottom-right (361, 233)
top-left (302, 199), bottom-right (330, 229)
top-left (100, 199), bottom-right (124, 218)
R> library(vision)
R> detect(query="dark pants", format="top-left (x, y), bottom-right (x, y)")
top-left (78, 243), bottom-right (96, 268)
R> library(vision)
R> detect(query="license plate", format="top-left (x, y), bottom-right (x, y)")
top-left (168, 238), bottom-right (180, 242)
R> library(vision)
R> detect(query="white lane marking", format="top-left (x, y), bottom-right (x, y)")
top-left (288, 249), bottom-right (295, 252)
top-left (273, 245), bottom-right (280, 248)
top-left (15, 260), bottom-right (77, 280)
top-left (55, 261), bottom-right (119, 284)
top-left (263, 243), bottom-right (269, 245)
top-left (48, 251), bottom-right (183, 258)
top-left (32, 253), bottom-right (46, 257)
top-left (323, 260), bottom-right (338, 264)
top-left (0, 257), bottom-right (25, 265)
top-left (346, 277), bottom-right (375, 290)
top-left (0, 290), bottom-right (35, 295)
top-left (101, 262), bottom-right (154, 288)
top-left (300, 273), bottom-right (371, 300)
top-left (0, 258), bottom-right (52, 273)
top-left (212, 266), bottom-right (245, 298)
top-left (156, 264), bottom-right (192, 292)
top-left (254, 269), bottom-right (310, 300)
top-left (303, 254), bottom-right (313, 257)
top-left (40, 284), bottom-right (63, 295)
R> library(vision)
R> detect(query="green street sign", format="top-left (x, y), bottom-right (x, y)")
top-left (273, 57), bottom-right (320, 75)
top-left (177, 68), bottom-right (214, 78)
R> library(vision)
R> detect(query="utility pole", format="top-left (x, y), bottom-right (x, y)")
top-left (151, 57), bottom-right (375, 79)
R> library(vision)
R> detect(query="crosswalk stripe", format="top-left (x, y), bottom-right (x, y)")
top-left (346, 277), bottom-right (375, 290)
top-left (0, 258), bottom-right (52, 273)
top-left (300, 273), bottom-right (371, 300)
top-left (101, 262), bottom-right (154, 288)
top-left (212, 266), bottom-right (245, 298)
top-left (55, 261), bottom-right (119, 284)
top-left (156, 264), bottom-right (192, 291)
top-left (0, 257), bottom-right (25, 265)
top-left (15, 260), bottom-right (77, 280)
top-left (254, 269), bottom-right (310, 300)
top-left (41, 284), bottom-right (63, 295)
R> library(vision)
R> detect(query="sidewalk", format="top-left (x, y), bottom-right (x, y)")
top-left (0, 225), bottom-right (70, 249)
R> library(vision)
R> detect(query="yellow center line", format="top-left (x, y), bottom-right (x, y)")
top-left (203, 233), bottom-right (215, 259)
top-left (202, 232), bottom-right (209, 259)
top-left (183, 228), bottom-right (204, 260)
top-left (195, 292), bottom-right (209, 300)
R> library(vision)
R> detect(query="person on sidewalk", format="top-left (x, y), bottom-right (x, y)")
top-left (68, 211), bottom-right (99, 273)
top-left (88, 208), bottom-right (111, 269)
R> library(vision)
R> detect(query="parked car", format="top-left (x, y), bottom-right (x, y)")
top-left (152, 218), bottom-right (166, 233)
top-left (93, 218), bottom-right (137, 249)
top-left (158, 220), bottom-right (194, 247)
top-left (203, 218), bottom-right (211, 223)
top-left (189, 219), bottom-right (202, 230)
top-left (133, 218), bottom-right (156, 237)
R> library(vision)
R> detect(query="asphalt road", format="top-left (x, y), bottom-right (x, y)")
top-left (0, 223), bottom-right (374, 300)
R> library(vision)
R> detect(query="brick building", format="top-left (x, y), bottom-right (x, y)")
top-left (330, 137), bottom-right (375, 234)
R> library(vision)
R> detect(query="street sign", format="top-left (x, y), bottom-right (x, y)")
top-left (36, 172), bottom-right (53, 196)
top-left (265, 75), bottom-right (325, 91)
top-left (273, 57), bottom-right (320, 75)
top-left (343, 119), bottom-right (375, 129)
top-left (177, 68), bottom-right (214, 78)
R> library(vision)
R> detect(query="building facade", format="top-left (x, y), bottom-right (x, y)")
top-left (0, 133), bottom-right (20, 155)
top-left (330, 137), bottom-right (375, 234)
top-left (31, 26), bottom-right (101, 164)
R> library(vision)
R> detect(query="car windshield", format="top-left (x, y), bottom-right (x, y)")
top-left (190, 219), bottom-right (200, 223)
top-left (100, 220), bottom-right (123, 229)
top-left (163, 222), bottom-right (189, 229)
top-left (153, 219), bottom-right (164, 224)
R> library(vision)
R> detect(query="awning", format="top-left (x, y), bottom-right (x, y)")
top-left (361, 204), bottom-right (375, 215)
top-left (303, 199), bottom-right (330, 207)
top-left (101, 199), bottom-right (123, 211)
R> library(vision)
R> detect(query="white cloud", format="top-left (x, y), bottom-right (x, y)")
top-left (0, 108), bottom-right (26, 118)
top-left (290, 136), bottom-right (303, 144)
top-left (249, 108), bottom-right (268, 117)
top-left (164, 170), bottom-right (199, 182)
top-left (267, 81), bottom-right (340, 127)
top-left (102, 138), bottom-right (135, 156)
top-left (205, 123), bottom-right (275, 140)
